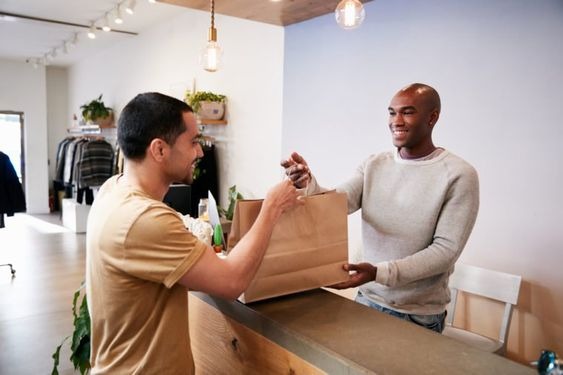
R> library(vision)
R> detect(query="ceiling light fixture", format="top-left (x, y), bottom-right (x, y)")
top-left (114, 6), bottom-right (124, 24)
top-left (125, 0), bottom-right (136, 15)
top-left (14, 0), bottom-right (142, 66)
top-left (200, 0), bottom-right (222, 72)
top-left (335, 0), bottom-right (365, 30)
top-left (87, 23), bottom-right (97, 39)
top-left (102, 14), bottom-right (112, 32)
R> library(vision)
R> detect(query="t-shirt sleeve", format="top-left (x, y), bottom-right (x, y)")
top-left (120, 204), bottom-right (207, 288)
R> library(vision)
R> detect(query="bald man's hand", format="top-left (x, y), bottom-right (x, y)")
top-left (280, 152), bottom-right (311, 189)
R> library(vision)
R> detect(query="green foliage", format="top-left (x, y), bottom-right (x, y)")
top-left (213, 224), bottom-right (224, 246)
top-left (52, 284), bottom-right (91, 375)
top-left (185, 90), bottom-right (226, 113)
top-left (80, 94), bottom-right (112, 122)
top-left (218, 185), bottom-right (244, 221)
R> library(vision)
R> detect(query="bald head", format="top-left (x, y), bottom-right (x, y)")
top-left (396, 83), bottom-right (441, 114)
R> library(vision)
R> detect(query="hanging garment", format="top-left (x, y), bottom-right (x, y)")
top-left (78, 139), bottom-right (115, 188)
top-left (55, 137), bottom-right (75, 182)
top-left (0, 151), bottom-right (26, 227)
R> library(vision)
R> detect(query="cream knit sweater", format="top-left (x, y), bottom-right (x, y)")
top-left (308, 149), bottom-right (479, 314)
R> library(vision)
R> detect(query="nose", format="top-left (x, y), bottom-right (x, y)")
top-left (196, 143), bottom-right (204, 158)
top-left (390, 112), bottom-right (404, 125)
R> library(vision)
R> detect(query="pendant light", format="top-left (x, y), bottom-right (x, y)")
top-left (200, 0), bottom-right (222, 72)
top-left (335, 0), bottom-right (365, 30)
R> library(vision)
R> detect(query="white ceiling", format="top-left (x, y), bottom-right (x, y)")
top-left (0, 0), bottom-right (189, 67)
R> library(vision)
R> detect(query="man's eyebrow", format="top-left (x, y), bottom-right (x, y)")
top-left (388, 106), bottom-right (416, 112)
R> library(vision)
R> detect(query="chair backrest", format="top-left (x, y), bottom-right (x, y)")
top-left (446, 263), bottom-right (522, 349)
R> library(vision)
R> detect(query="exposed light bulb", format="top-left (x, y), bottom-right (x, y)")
top-left (200, 40), bottom-right (222, 72)
top-left (125, 0), bottom-right (136, 14)
top-left (102, 14), bottom-right (112, 32)
top-left (201, 0), bottom-right (222, 72)
top-left (114, 7), bottom-right (123, 24)
top-left (335, 0), bottom-right (365, 30)
top-left (88, 23), bottom-right (97, 39)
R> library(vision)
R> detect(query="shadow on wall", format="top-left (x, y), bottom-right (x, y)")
top-left (514, 280), bottom-right (563, 364)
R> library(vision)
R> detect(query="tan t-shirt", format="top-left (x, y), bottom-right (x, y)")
top-left (86, 175), bottom-right (206, 374)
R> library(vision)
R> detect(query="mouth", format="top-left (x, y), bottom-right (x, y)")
top-left (392, 128), bottom-right (408, 136)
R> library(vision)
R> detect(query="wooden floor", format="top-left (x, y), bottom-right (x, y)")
top-left (0, 213), bottom-right (85, 375)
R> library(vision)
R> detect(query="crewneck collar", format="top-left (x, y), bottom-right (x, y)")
top-left (394, 148), bottom-right (448, 165)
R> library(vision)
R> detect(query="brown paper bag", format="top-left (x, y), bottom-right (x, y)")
top-left (227, 191), bottom-right (349, 303)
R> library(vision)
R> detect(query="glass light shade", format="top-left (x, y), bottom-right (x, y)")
top-left (335, 0), bottom-right (365, 30)
top-left (200, 40), bottom-right (222, 72)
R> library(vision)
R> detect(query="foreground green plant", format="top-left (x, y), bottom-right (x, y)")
top-left (52, 284), bottom-right (91, 375)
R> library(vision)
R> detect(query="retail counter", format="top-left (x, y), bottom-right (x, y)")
top-left (188, 289), bottom-right (534, 374)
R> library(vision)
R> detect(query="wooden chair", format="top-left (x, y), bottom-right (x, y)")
top-left (443, 263), bottom-right (522, 356)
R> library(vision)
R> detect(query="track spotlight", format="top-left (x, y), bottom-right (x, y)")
top-left (114, 6), bottom-right (123, 24)
top-left (102, 14), bottom-right (112, 32)
top-left (125, 0), bottom-right (136, 15)
top-left (88, 23), bottom-right (97, 39)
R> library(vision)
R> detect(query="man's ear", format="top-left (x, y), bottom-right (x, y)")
top-left (148, 138), bottom-right (167, 162)
top-left (429, 110), bottom-right (440, 126)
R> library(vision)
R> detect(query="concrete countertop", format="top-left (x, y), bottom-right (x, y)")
top-left (191, 289), bottom-right (535, 375)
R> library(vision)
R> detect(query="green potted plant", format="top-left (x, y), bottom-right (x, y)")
top-left (51, 284), bottom-right (91, 375)
top-left (80, 94), bottom-right (114, 127)
top-left (185, 90), bottom-right (226, 120)
top-left (218, 185), bottom-right (244, 221)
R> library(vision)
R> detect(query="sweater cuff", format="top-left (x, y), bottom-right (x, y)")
top-left (374, 261), bottom-right (390, 285)
top-left (302, 174), bottom-right (320, 196)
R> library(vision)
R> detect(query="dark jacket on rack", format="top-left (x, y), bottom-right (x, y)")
top-left (0, 151), bottom-right (26, 217)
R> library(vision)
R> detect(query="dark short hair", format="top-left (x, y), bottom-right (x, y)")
top-left (118, 92), bottom-right (193, 160)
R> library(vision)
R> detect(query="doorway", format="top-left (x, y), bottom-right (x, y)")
top-left (0, 112), bottom-right (25, 190)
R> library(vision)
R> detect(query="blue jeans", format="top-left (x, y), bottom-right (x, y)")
top-left (355, 291), bottom-right (446, 333)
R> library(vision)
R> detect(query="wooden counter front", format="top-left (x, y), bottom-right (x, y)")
top-left (188, 289), bottom-right (534, 374)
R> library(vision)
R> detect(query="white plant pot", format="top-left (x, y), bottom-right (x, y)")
top-left (198, 101), bottom-right (225, 120)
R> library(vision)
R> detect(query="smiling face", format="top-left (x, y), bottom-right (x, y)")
top-left (164, 111), bottom-right (204, 184)
top-left (388, 85), bottom-right (440, 158)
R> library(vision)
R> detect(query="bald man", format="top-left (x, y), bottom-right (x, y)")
top-left (281, 83), bottom-right (479, 333)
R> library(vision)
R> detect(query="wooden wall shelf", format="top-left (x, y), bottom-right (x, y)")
top-left (199, 119), bottom-right (227, 125)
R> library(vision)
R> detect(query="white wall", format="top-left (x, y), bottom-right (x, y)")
top-left (282, 0), bottom-right (563, 363)
top-left (67, 8), bottom-right (285, 205)
top-left (0, 59), bottom-right (50, 214)
top-left (46, 67), bottom-right (69, 183)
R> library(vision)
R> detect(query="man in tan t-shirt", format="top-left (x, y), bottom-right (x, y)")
top-left (86, 92), bottom-right (301, 374)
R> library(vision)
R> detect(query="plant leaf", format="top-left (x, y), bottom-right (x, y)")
top-left (51, 336), bottom-right (69, 375)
